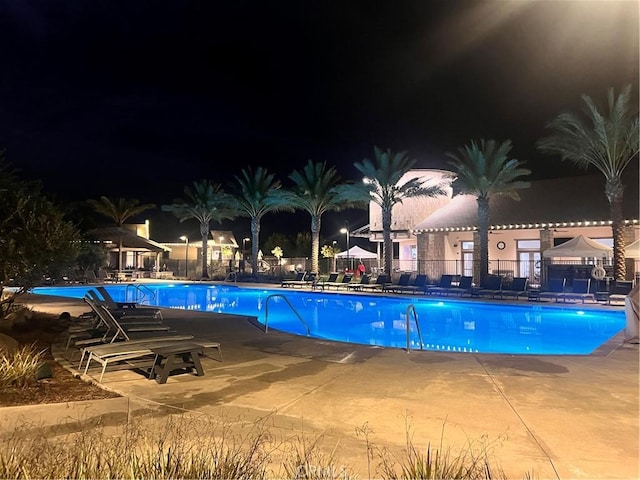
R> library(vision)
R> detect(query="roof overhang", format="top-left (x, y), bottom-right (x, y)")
top-left (415, 219), bottom-right (639, 234)
top-left (87, 227), bottom-right (171, 252)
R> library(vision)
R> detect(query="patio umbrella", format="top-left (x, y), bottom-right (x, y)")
top-left (542, 235), bottom-right (612, 258)
top-left (625, 239), bottom-right (640, 259)
top-left (335, 245), bottom-right (378, 259)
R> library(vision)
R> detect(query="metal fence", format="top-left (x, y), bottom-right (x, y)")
top-left (409, 258), bottom-right (639, 288)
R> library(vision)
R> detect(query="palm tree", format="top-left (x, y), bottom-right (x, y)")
top-left (231, 166), bottom-right (293, 276)
top-left (537, 85), bottom-right (639, 280)
top-left (162, 180), bottom-right (236, 279)
top-left (337, 146), bottom-right (447, 276)
top-left (87, 196), bottom-right (156, 272)
top-left (446, 139), bottom-right (531, 286)
top-left (288, 160), bottom-right (357, 274)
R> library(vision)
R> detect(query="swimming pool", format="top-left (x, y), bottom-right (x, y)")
top-left (31, 283), bottom-right (625, 355)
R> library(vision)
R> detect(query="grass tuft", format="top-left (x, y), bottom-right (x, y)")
top-left (0, 343), bottom-right (47, 388)
top-left (0, 414), bottom-right (536, 479)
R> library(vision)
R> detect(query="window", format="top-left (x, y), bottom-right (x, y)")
top-left (461, 241), bottom-right (474, 277)
top-left (516, 239), bottom-right (540, 284)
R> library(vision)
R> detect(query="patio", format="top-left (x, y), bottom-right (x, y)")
top-left (3, 291), bottom-right (638, 479)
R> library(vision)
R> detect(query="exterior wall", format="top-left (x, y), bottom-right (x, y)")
top-left (368, 169), bottom-right (454, 233)
top-left (416, 225), bottom-right (640, 285)
top-left (368, 169), bottom-right (454, 270)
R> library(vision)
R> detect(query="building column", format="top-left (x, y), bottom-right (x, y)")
top-left (473, 231), bottom-right (480, 284)
top-left (624, 225), bottom-right (636, 281)
top-left (417, 232), bottom-right (445, 280)
top-left (539, 228), bottom-right (554, 286)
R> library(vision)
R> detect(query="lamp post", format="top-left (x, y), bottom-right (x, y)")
top-left (340, 226), bottom-right (350, 272)
top-left (179, 236), bottom-right (189, 278)
top-left (242, 237), bottom-right (250, 272)
top-left (219, 236), bottom-right (224, 270)
top-left (332, 240), bottom-right (337, 272)
top-left (242, 237), bottom-right (250, 259)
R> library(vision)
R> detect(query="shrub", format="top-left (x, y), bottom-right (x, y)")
top-left (0, 343), bottom-right (47, 388)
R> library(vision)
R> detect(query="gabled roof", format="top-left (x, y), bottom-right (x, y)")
top-left (414, 175), bottom-right (639, 233)
top-left (211, 230), bottom-right (238, 247)
top-left (87, 227), bottom-right (171, 252)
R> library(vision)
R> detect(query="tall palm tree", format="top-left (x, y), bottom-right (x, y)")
top-left (288, 160), bottom-right (356, 274)
top-left (87, 196), bottom-right (156, 272)
top-left (232, 166), bottom-right (293, 276)
top-left (537, 85), bottom-right (639, 280)
top-left (162, 180), bottom-right (236, 279)
top-left (337, 147), bottom-right (447, 276)
top-left (446, 139), bottom-right (531, 286)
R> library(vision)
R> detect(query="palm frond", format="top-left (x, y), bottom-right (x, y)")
top-left (537, 84), bottom-right (639, 181)
top-left (87, 196), bottom-right (155, 226)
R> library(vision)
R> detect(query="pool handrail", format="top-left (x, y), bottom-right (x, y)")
top-left (264, 294), bottom-right (311, 336)
top-left (223, 271), bottom-right (238, 283)
top-left (405, 304), bottom-right (424, 353)
top-left (125, 283), bottom-right (156, 305)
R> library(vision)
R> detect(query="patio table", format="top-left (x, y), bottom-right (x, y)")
top-left (149, 343), bottom-right (205, 384)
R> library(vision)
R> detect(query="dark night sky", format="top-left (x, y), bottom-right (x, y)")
top-left (0, 1), bottom-right (638, 242)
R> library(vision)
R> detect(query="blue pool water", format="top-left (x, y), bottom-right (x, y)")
top-left (31, 283), bottom-right (625, 355)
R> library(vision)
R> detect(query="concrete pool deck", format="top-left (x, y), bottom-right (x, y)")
top-left (2, 289), bottom-right (638, 479)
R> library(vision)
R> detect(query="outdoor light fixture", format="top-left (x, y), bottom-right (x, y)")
top-left (179, 235), bottom-right (189, 278)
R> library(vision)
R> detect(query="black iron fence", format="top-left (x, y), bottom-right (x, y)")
top-left (409, 258), bottom-right (639, 289)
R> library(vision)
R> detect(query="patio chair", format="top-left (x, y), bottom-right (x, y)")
top-left (608, 280), bottom-right (634, 305)
top-left (355, 274), bottom-right (390, 292)
top-left (494, 277), bottom-right (529, 300)
top-left (394, 274), bottom-right (429, 294)
top-left (94, 286), bottom-right (163, 319)
top-left (84, 269), bottom-right (99, 284)
top-left (444, 276), bottom-right (474, 296)
top-left (72, 298), bottom-right (172, 349)
top-left (281, 271), bottom-right (316, 288)
top-left (75, 301), bottom-right (187, 365)
top-left (425, 274), bottom-right (455, 295)
top-left (83, 336), bottom-right (222, 383)
top-left (87, 289), bottom-right (163, 321)
top-left (477, 275), bottom-right (503, 297)
top-left (317, 272), bottom-right (339, 289)
top-left (560, 278), bottom-right (595, 303)
top-left (538, 277), bottom-right (566, 302)
top-left (347, 273), bottom-right (372, 291)
top-left (382, 273), bottom-right (412, 293)
top-left (324, 273), bottom-right (353, 290)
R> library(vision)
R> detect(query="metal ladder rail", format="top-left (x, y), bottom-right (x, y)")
top-left (264, 294), bottom-right (311, 336)
top-left (405, 304), bottom-right (424, 353)
top-left (223, 271), bottom-right (238, 283)
top-left (124, 283), bottom-right (156, 305)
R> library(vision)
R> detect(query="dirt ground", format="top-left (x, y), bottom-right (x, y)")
top-left (0, 311), bottom-right (121, 407)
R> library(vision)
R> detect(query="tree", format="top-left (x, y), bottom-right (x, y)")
top-left (339, 146), bottom-right (447, 276)
top-left (263, 233), bottom-right (294, 262)
top-left (446, 139), bottom-right (531, 286)
top-left (0, 156), bottom-right (79, 314)
top-left (87, 196), bottom-right (156, 227)
top-left (537, 85), bottom-right (639, 280)
top-left (162, 180), bottom-right (236, 279)
top-left (87, 196), bottom-right (155, 272)
top-left (231, 166), bottom-right (293, 277)
top-left (287, 160), bottom-right (357, 274)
